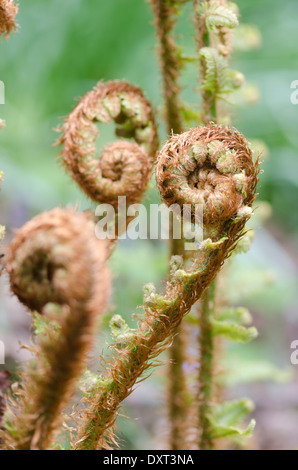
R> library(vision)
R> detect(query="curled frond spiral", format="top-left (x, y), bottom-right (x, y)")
top-left (156, 124), bottom-right (258, 238)
top-left (0, 0), bottom-right (18, 37)
top-left (1, 208), bottom-right (110, 450)
top-left (58, 81), bottom-right (159, 209)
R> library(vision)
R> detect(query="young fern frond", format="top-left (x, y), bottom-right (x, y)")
top-left (212, 398), bottom-right (255, 428)
top-left (109, 315), bottom-right (135, 347)
top-left (58, 80), bottom-right (158, 217)
top-left (0, 209), bottom-right (110, 450)
top-left (210, 398), bottom-right (256, 440)
top-left (71, 124), bottom-right (259, 450)
top-left (211, 319), bottom-right (258, 343)
top-left (217, 306), bottom-right (253, 325)
top-left (202, 3), bottom-right (239, 32)
top-left (200, 47), bottom-right (229, 95)
top-left (0, 1), bottom-right (263, 452)
top-left (0, 0), bottom-right (18, 37)
top-left (196, 1), bottom-right (239, 58)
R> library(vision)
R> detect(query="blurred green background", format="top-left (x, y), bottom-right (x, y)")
top-left (1, 0), bottom-right (298, 450)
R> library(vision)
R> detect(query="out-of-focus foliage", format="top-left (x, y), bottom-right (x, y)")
top-left (1, 0), bottom-right (298, 450)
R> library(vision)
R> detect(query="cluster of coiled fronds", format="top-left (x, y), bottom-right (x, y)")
top-left (0, 0), bottom-right (262, 451)
top-left (68, 124), bottom-right (259, 450)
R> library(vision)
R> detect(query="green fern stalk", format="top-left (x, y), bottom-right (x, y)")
top-left (193, 0), bottom-right (256, 450)
top-left (150, 0), bottom-right (190, 449)
top-left (198, 280), bottom-right (216, 449)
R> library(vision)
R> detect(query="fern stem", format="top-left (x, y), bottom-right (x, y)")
top-left (150, 1), bottom-right (188, 449)
top-left (193, 0), bottom-right (216, 122)
top-left (198, 280), bottom-right (216, 450)
top-left (194, 7), bottom-right (216, 449)
top-left (74, 245), bottom-right (231, 450)
top-left (193, 1), bottom-right (224, 450)
top-left (168, 231), bottom-right (188, 450)
top-left (149, 0), bottom-right (184, 134)
top-left (168, 326), bottom-right (189, 450)
top-left (193, 0), bottom-right (253, 450)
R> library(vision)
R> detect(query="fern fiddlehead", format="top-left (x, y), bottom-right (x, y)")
top-left (72, 124), bottom-right (259, 450)
top-left (0, 0), bottom-right (18, 37)
top-left (0, 209), bottom-right (110, 450)
top-left (157, 124), bottom-right (257, 236)
top-left (58, 81), bottom-right (158, 215)
top-left (194, 0), bottom-right (240, 122)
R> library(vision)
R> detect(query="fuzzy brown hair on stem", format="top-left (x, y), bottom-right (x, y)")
top-left (149, 0), bottom-right (184, 134)
top-left (0, 0), bottom-right (18, 37)
top-left (0, 371), bottom-right (11, 443)
top-left (72, 124), bottom-right (259, 450)
top-left (0, 208), bottom-right (110, 450)
top-left (58, 81), bottom-right (159, 210)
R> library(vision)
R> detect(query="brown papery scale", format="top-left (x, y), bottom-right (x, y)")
top-left (1, 208), bottom-right (110, 450)
top-left (0, 0), bottom-right (18, 37)
top-left (156, 124), bottom-right (258, 239)
top-left (58, 81), bottom-right (159, 209)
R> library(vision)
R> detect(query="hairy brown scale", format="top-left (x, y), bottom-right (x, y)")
top-left (156, 124), bottom-right (258, 235)
top-left (58, 81), bottom-right (159, 208)
top-left (0, 0), bottom-right (18, 37)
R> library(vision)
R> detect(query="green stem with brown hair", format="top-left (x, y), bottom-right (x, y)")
top-left (193, 0), bottom-right (255, 450)
top-left (168, 232), bottom-right (189, 450)
top-left (149, 0), bottom-right (184, 134)
top-left (73, 124), bottom-right (259, 450)
top-left (198, 280), bottom-right (216, 450)
top-left (73, 242), bottom-right (238, 450)
top-left (150, 0), bottom-right (189, 449)
top-left (194, 0), bottom-right (217, 450)
top-left (193, 0), bottom-right (216, 122)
